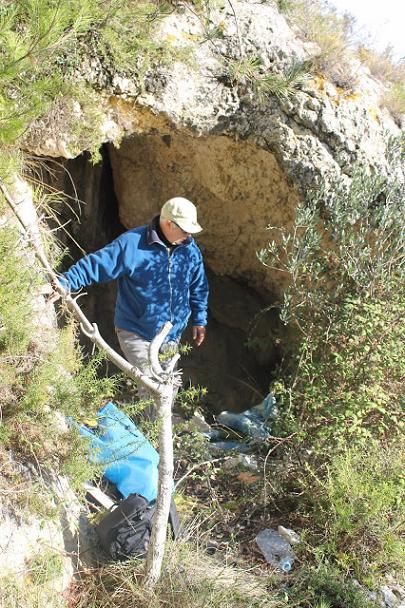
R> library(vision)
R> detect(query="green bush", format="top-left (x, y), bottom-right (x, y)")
top-left (275, 562), bottom-right (378, 607)
top-left (275, 286), bottom-right (404, 451)
top-left (228, 56), bottom-right (313, 101)
top-left (0, 222), bottom-right (118, 495)
top-left (319, 443), bottom-right (404, 578)
top-left (259, 138), bottom-right (404, 450)
top-left (259, 138), bottom-right (404, 586)
top-left (0, 0), bottom-right (189, 175)
top-left (20, 321), bottom-right (118, 417)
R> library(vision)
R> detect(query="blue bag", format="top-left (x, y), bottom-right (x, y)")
top-left (79, 401), bottom-right (159, 502)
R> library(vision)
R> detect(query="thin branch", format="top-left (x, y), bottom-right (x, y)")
top-left (175, 456), bottom-right (233, 489)
top-left (226, 0), bottom-right (244, 58)
top-left (1, 176), bottom-right (178, 588)
top-left (0, 179), bottom-right (161, 395)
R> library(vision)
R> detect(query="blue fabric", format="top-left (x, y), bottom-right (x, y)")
top-left (207, 393), bottom-right (278, 451)
top-left (79, 402), bottom-right (159, 502)
top-left (61, 221), bottom-right (209, 343)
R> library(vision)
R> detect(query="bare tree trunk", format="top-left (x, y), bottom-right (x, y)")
top-left (144, 383), bottom-right (174, 587)
top-left (1, 178), bottom-right (177, 588)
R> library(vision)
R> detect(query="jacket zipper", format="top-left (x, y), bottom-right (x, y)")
top-left (167, 247), bottom-right (173, 323)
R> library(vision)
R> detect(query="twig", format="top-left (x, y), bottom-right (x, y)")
top-left (226, 0), bottom-right (244, 58)
top-left (2, 177), bottom-right (179, 588)
top-left (263, 432), bottom-right (297, 506)
top-left (175, 456), bottom-right (233, 489)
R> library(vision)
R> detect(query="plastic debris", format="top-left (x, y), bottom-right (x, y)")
top-left (78, 402), bottom-right (159, 502)
top-left (255, 528), bottom-right (295, 572)
top-left (223, 454), bottom-right (259, 470)
top-left (207, 393), bottom-right (277, 452)
top-left (277, 525), bottom-right (300, 546)
top-left (208, 440), bottom-right (253, 452)
top-left (239, 455), bottom-right (259, 470)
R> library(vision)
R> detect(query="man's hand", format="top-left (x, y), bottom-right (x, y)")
top-left (192, 325), bottom-right (206, 346)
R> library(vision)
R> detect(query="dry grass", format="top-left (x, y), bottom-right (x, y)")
top-left (357, 45), bottom-right (405, 84)
top-left (357, 46), bottom-right (405, 123)
top-left (73, 530), bottom-right (275, 608)
top-left (278, 0), bottom-right (405, 119)
top-left (381, 83), bottom-right (405, 125)
top-left (280, 0), bottom-right (358, 89)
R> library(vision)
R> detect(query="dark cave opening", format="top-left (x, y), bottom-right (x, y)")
top-left (45, 143), bottom-right (283, 414)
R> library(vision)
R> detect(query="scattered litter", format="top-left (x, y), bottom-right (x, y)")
top-left (239, 455), bottom-right (259, 470)
top-left (78, 401), bottom-right (159, 501)
top-left (206, 393), bottom-right (277, 452)
top-left (277, 525), bottom-right (300, 546)
top-left (83, 481), bottom-right (114, 510)
top-left (255, 528), bottom-right (295, 572)
top-left (223, 454), bottom-right (259, 471)
top-left (209, 440), bottom-right (252, 452)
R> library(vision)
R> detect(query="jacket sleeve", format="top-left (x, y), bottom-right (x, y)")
top-left (60, 237), bottom-right (130, 291)
top-left (189, 255), bottom-right (209, 326)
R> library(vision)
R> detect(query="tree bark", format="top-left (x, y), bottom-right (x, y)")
top-left (144, 382), bottom-right (174, 587)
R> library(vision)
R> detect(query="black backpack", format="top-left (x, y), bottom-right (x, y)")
top-left (96, 493), bottom-right (180, 561)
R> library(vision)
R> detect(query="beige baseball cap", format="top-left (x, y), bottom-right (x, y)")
top-left (160, 197), bottom-right (203, 234)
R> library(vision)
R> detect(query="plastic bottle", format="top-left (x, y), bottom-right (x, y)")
top-left (255, 529), bottom-right (294, 572)
top-left (279, 555), bottom-right (293, 572)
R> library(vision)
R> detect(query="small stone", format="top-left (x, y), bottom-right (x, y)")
top-left (381, 586), bottom-right (400, 608)
top-left (222, 456), bottom-right (240, 470)
top-left (238, 455), bottom-right (259, 470)
top-left (189, 412), bottom-right (211, 433)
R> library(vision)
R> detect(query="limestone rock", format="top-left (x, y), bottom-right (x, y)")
top-left (0, 451), bottom-right (91, 594)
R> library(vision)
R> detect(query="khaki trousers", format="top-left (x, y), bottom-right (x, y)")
top-left (116, 327), bottom-right (179, 419)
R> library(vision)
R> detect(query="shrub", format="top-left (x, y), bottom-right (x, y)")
top-left (275, 562), bottom-right (378, 607)
top-left (228, 56), bottom-right (313, 101)
top-left (0, 0), bottom-right (191, 175)
top-left (259, 144), bottom-right (404, 450)
top-left (0, 223), bottom-right (38, 354)
top-left (298, 441), bottom-right (405, 581)
top-left (357, 45), bottom-right (405, 85)
top-left (258, 136), bottom-right (404, 587)
top-left (0, 217), bottom-right (118, 494)
top-left (274, 286), bottom-right (404, 451)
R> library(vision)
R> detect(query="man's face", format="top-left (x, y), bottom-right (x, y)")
top-left (161, 219), bottom-right (191, 245)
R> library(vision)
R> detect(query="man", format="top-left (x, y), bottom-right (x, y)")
top-left (59, 197), bottom-right (209, 408)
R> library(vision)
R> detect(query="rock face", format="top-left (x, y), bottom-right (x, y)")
top-left (108, 131), bottom-right (299, 296)
top-left (22, 0), bottom-right (404, 407)
top-left (24, 1), bottom-right (403, 292)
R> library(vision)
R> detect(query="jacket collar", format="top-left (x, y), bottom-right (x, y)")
top-left (147, 216), bottom-right (192, 248)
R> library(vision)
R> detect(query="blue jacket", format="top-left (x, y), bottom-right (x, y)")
top-left (61, 219), bottom-right (209, 342)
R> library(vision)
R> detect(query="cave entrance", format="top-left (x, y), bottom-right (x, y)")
top-left (46, 131), bottom-right (300, 413)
